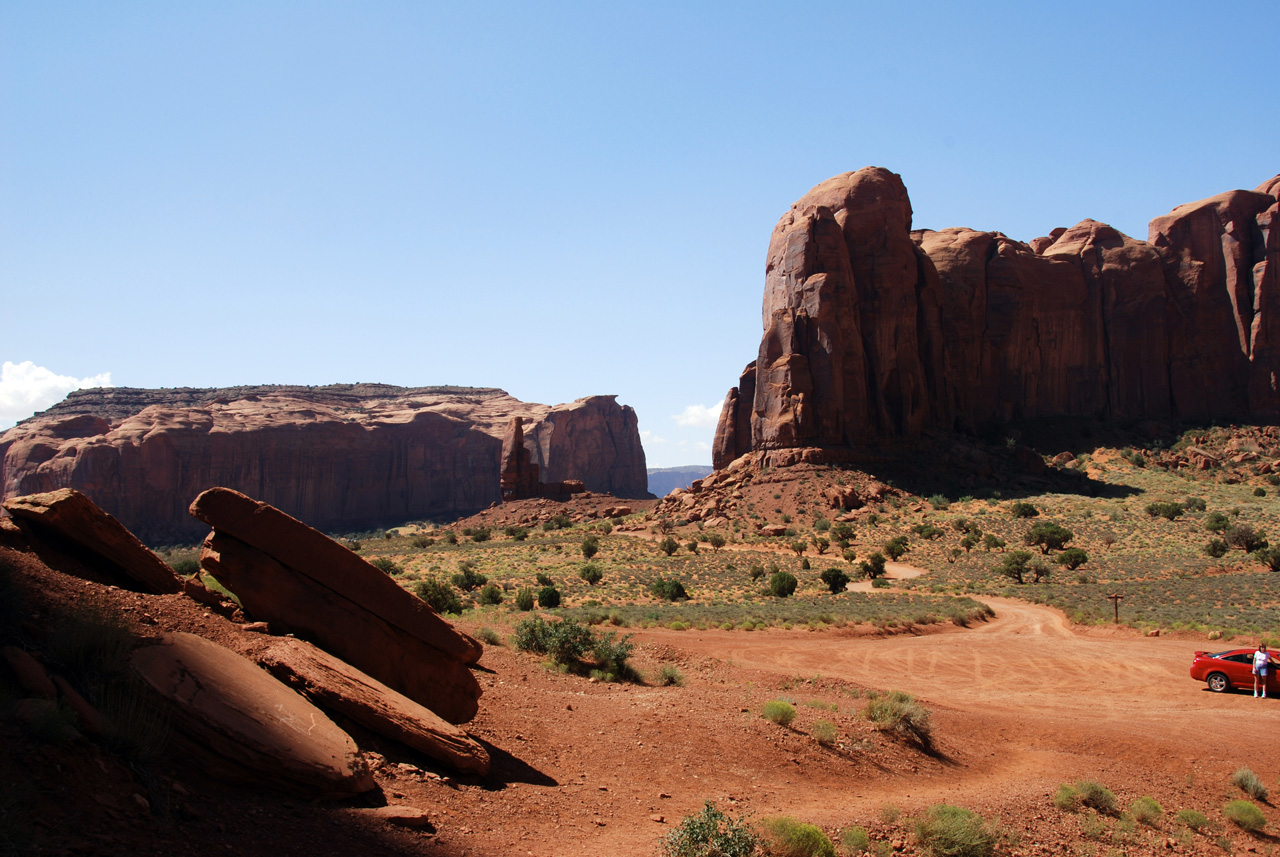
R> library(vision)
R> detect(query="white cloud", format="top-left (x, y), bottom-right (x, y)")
top-left (0, 361), bottom-right (112, 430)
top-left (672, 400), bottom-right (724, 428)
top-left (640, 429), bottom-right (668, 445)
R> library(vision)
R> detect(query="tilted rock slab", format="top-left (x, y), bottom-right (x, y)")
top-left (131, 632), bottom-right (374, 797)
top-left (1, 384), bottom-right (649, 543)
top-left (713, 168), bottom-right (1280, 468)
top-left (2, 489), bottom-right (181, 593)
top-left (256, 637), bottom-right (490, 776)
top-left (192, 487), bottom-right (481, 724)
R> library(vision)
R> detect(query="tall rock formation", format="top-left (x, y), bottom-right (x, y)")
top-left (1, 384), bottom-right (647, 542)
top-left (714, 168), bottom-right (1280, 469)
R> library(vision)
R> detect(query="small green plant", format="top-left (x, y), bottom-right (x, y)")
top-left (657, 665), bottom-right (685, 687)
top-left (1226, 523), bottom-right (1268, 552)
top-left (1075, 780), bottom-right (1117, 815)
top-left (502, 525), bottom-right (529, 541)
top-left (1176, 808), bottom-right (1209, 832)
top-left (536, 572), bottom-right (554, 587)
top-left (883, 535), bottom-right (909, 560)
top-left (761, 816), bottom-right (836, 857)
top-left (1232, 767), bottom-right (1269, 801)
top-left (414, 579), bottom-right (463, 615)
top-left (928, 493), bottom-right (950, 510)
top-left (537, 586), bottom-right (561, 608)
top-left (1255, 487), bottom-right (1267, 497)
top-left (981, 534), bottom-right (1006, 552)
top-left (859, 552), bottom-right (887, 579)
top-left (1205, 538), bottom-right (1229, 558)
top-left (1010, 502), bottom-right (1039, 519)
top-left (863, 690), bottom-right (931, 746)
top-left (1024, 522), bottom-right (1073, 554)
top-left (451, 561), bottom-right (488, 591)
top-left (660, 801), bottom-right (761, 857)
top-left (763, 699), bottom-right (797, 726)
top-left (1054, 547), bottom-right (1089, 570)
top-left (581, 534), bottom-right (600, 559)
top-left (770, 571), bottom-right (798, 598)
top-left (579, 562), bottom-right (604, 585)
top-left (478, 583), bottom-right (503, 605)
top-left (1205, 511), bottom-right (1231, 532)
top-left (811, 719), bottom-right (838, 746)
top-left (1224, 799), bottom-right (1265, 832)
top-left (706, 533), bottom-right (726, 552)
top-left (839, 825), bottom-right (871, 855)
top-left (748, 563), bottom-right (765, 581)
top-left (515, 587), bottom-right (535, 611)
top-left (1130, 796), bottom-right (1162, 826)
top-left (820, 567), bottom-right (850, 593)
top-left (879, 804), bottom-right (901, 824)
top-left (475, 626), bottom-right (501, 646)
top-left (1052, 783), bottom-right (1081, 812)
top-left (913, 804), bottom-right (999, 857)
top-left (650, 577), bottom-right (689, 601)
top-left (1145, 501), bottom-right (1184, 520)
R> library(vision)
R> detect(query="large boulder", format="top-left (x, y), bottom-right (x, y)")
top-left (131, 632), bottom-right (374, 797)
top-left (192, 487), bottom-right (482, 724)
top-left (1, 385), bottom-right (649, 543)
top-left (256, 637), bottom-right (490, 776)
top-left (2, 489), bottom-right (181, 593)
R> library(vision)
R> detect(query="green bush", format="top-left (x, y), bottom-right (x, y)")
top-left (536, 572), bottom-right (554, 587)
top-left (770, 571), bottom-right (798, 598)
top-left (511, 616), bottom-right (634, 680)
top-left (993, 551), bottom-right (1034, 584)
top-left (1052, 783), bottom-right (1080, 812)
top-left (1075, 780), bottom-right (1117, 815)
top-left (820, 567), bottom-right (850, 593)
top-left (650, 577), bottom-right (689, 601)
top-left (928, 494), bottom-right (950, 510)
top-left (884, 536), bottom-right (909, 561)
top-left (537, 586), bottom-right (561, 608)
top-left (762, 700), bottom-right (796, 726)
top-left (1024, 522), bottom-right (1073, 554)
top-left (543, 513), bottom-right (571, 530)
top-left (369, 556), bottom-right (399, 575)
top-left (1226, 524), bottom-right (1268, 552)
top-left (864, 690), bottom-right (931, 746)
top-left (1054, 548), bottom-right (1088, 570)
top-left (761, 816), bottom-right (835, 857)
top-left (1010, 502), bottom-right (1039, 519)
top-left (859, 552), bottom-right (888, 579)
top-left (1130, 796), bottom-right (1162, 826)
top-left (410, 534), bottom-right (435, 548)
top-left (840, 826), bottom-right (871, 855)
top-left (515, 587), bottom-right (535, 611)
top-left (660, 802), bottom-right (760, 857)
top-left (502, 525), bottom-right (529, 541)
top-left (1176, 808), bottom-right (1209, 831)
top-left (1253, 546), bottom-right (1280, 571)
top-left (912, 804), bottom-right (999, 857)
top-left (451, 562), bottom-right (488, 591)
top-left (657, 665), bottom-right (684, 687)
top-left (475, 626), bottom-right (501, 646)
top-left (981, 534), bottom-right (1006, 552)
top-left (659, 536), bottom-right (680, 556)
top-left (1255, 487), bottom-right (1267, 497)
top-left (468, 526), bottom-right (491, 543)
top-left (1205, 538), bottom-right (1229, 558)
top-left (414, 579), bottom-right (463, 615)
top-left (581, 534), bottom-right (600, 560)
top-left (1224, 799), bottom-right (1266, 832)
top-left (1145, 501), bottom-right (1184, 520)
top-left (749, 564), bottom-right (765, 581)
top-left (579, 562), bottom-right (604, 585)
top-left (1205, 511), bottom-right (1230, 533)
top-left (811, 719), bottom-right (838, 746)
top-left (170, 557), bottom-right (201, 576)
top-left (477, 583), bottom-right (503, 605)
top-left (1232, 767), bottom-right (1269, 801)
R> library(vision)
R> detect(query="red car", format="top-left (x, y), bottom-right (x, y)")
top-left (1191, 649), bottom-right (1278, 694)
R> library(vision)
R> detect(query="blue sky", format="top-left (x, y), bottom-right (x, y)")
top-left (3, 1), bottom-right (1277, 467)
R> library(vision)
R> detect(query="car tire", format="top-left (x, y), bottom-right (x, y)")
top-left (1207, 672), bottom-right (1231, 693)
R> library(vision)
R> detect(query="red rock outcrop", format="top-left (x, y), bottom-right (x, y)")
top-left (191, 487), bottom-right (482, 724)
top-left (713, 169), bottom-right (1280, 468)
top-left (500, 416), bottom-right (589, 501)
top-left (1, 384), bottom-right (647, 543)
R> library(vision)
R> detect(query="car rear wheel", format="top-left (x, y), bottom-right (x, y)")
top-left (1207, 672), bottom-right (1231, 693)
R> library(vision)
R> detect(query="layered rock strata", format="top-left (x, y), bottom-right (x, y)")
top-left (1, 384), bottom-right (647, 543)
top-left (714, 169), bottom-right (1280, 468)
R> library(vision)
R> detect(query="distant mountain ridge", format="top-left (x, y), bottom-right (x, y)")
top-left (647, 465), bottom-right (713, 498)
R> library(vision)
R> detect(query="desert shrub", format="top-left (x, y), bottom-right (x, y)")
top-left (1145, 501), bottom-right (1184, 520)
top-left (1226, 524), bottom-right (1268, 552)
top-left (410, 534), bottom-right (435, 548)
top-left (1130, 796), bottom-right (1162, 826)
top-left (1054, 548), bottom-right (1088, 570)
top-left (369, 557), bottom-right (400, 575)
top-left (596, 519), bottom-right (614, 535)
top-left (543, 513), bottom-right (572, 530)
top-left (1253, 546), bottom-right (1280, 571)
top-left (451, 562), bottom-right (487, 591)
top-left (1205, 538), bottom-right (1229, 558)
top-left (475, 626), bottom-right (501, 646)
top-left (800, 557), bottom-right (811, 570)
top-left (1232, 767), bottom-right (1269, 801)
top-left (536, 572), bottom-right (554, 587)
top-left (1224, 799), bottom-right (1265, 832)
top-left (478, 583), bottom-right (503, 605)
top-left (513, 616), bottom-right (632, 679)
top-left (579, 562), bottom-right (604, 585)
top-left (820, 567), bottom-right (850, 593)
top-left (414, 579), bottom-right (463, 615)
top-left (884, 536), bottom-right (909, 560)
top-left (503, 525), bottom-right (529, 541)
top-left (763, 700), bottom-right (797, 726)
top-left (830, 522), bottom-right (853, 542)
top-left (707, 533), bottom-right (726, 552)
top-left (913, 804), bottom-right (999, 857)
top-left (770, 571), bottom-right (798, 598)
top-left (811, 719), bottom-right (838, 746)
top-left (660, 801), bottom-right (760, 857)
top-left (1010, 502), bottom-right (1039, 519)
top-left (812, 537), bottom-right (829, 555)
top-left (790, 540), bottom-right (808, 556)
top-left (685, 540), bottom-right (699, 554)
top-left (1075, 781), bottom-right (1117, 815)
top-left (537, 586), bottom-right (561, 608)
top-left (928, 493), bottom-right (950, 510)
top-left (1176, 808), bottom-right (1209, 831)
top-left (170, 557), bottom-right (200, 576)
top-left (468, 527), bottom-right (491, 543)
top-left (1255, 487), bottom-right (1268, 497)
top-left (864, 690), bottom-right (931, 746)
top-left (1025, 522), bottom-right (1073, 554)
top-left (1052, 783), bottom-right (1081, 812)
top-left (650, 577), bottom-right (689, 601)
top-left (581, 534), bottom-right (600, 559)
top-left (1185, 496), bottom-right (1208, 512)
top-left (761, 816), bottom-right (835, 857)
top-left (870, 578), bottom-right (890, 589)
top-left (993, 551), bottom-right (1033, 584)
top-left (981, 534), bottom-right (1006, 552)
top-left (659, 536), bottom-right (680, 556)
top-left (441, 531), bottom-right (457, 545)
top-left (657, 665), bottom-right (685, 687)
top-left (859, 553), bottom-right (888, 579)
top-left (515, 587), bottom-right (535, 611)
top-left (912, 523), bottom-right (944, 540)
top-left (840, 825), bottom-right (871, 855)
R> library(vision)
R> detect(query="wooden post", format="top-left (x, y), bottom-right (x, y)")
top-left (1107, 593), bottom-right (1123, 624)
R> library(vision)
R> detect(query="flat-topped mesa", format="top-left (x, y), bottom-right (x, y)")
top-left (1, 384), bottom-right (648, 542)
top-left (713, 168), bottom-right (1280, 470)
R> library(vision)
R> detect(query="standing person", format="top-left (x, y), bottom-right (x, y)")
top-left (1254, 642), bottom-right (1272, 698)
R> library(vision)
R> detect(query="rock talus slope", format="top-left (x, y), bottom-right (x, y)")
top-left (714, 169), bottom-right (1280, 468)
top-left (0, 384), bottom-right (647, 542)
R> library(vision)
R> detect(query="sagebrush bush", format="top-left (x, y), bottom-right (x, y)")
top-left (660, 802), bottom-right (760, 857)
top-left (475, 626), bottom-right (501, 646)
top-left (478, 583), bottom-right (503, 605)
top-left (1232, 767), bottom-right (1269, 801)
top-left (1176, 808), bottom-right (1209, 831)
top-left (1075, 780), bottom-right (1117, 815)
top-left (762, 700), bottom-right (796, 726)
top-left (762, 816), bottom-right (835, 857)
top-left (811, 719), bottom-right (838, 746)
top-left (864, 690), bottom-right (931, 746)
top-left (1130, 796), bottom-right (1162, 826)
top-left (840, 825), bottom-right (871, 854)
top-left (650, 577), bottom-right (689, 601)
top-left (414, 579), bottom-right (462, 615)
top-left (1052, 783), bottom-right (1081, 812)
top-left (1224, 799), bottom-right (1266, 832)
top-left (515, 587), bottom-right (535, 611)
top-left (578, 562), bottom-right (604, 585)
top-left (657, 665), bottom-right (685, 687)
top-left (451, 562), bottom-right (487, 591)
top-left (511, 616), bottom-right (634, 680)
top-left (913, 804), bottom-right (999, 857)
top-left (770, 571), bottom-right (798, 598)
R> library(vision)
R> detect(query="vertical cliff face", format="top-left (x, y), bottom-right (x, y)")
top-left (1, 385), bottom-right (648, 543)
top-left (713, 168), bottom-right (1280, 468)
